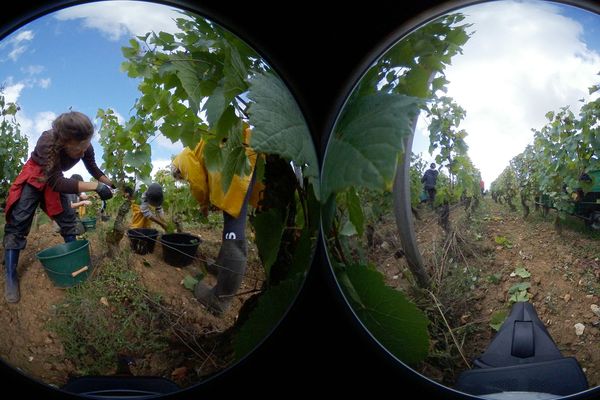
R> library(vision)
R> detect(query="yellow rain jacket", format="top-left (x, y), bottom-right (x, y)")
top-left (172, 127), bottom-right (264, 218)
top-left (130, 203), bottom-right (151, 229)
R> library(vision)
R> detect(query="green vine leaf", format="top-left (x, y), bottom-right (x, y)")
top-left (233, 275), bottom-right (304, 361)
top-left (322, 93), bottom-right (420, 202)
top-left (247, 72), bottom-right (319, 199)
top-left (252, 208), bottom-right (285, 279)
top-left (340, 264), bottom-right (430, 365)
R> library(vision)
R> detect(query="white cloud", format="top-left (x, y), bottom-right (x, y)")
top-left (15, 110), bottom-right (57, 157)
top-left (151, 158), bottom-right (173, 180)
top-left (153, 133), bottom-right (183, 151)
top-left (54, 1), bottom-right (187, 41)
top-left (1, 75), bottom-right (51, 105)
top-left (8, 47), bottom-right (27, 62)
top-left (37, 78), bottom-right (51, 89)
top-left (2, 82), bottom-right (25, 103)
top-left (21, 65), bottom-right (44, 75)
top-left (0, 29), bottom-right (34, 62)
top-left (13, 30), bottom-right (34, 43)
top-left (413, 0), bottom-right (600, 187)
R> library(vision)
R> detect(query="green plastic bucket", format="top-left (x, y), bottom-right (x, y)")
top-left (81, 217), bottom-right (97, 231)
top-left (36, 240), bottom-right (93, 288)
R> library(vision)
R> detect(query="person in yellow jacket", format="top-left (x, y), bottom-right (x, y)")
top-left (128, 183), bottom-right (169, 231)
top-left (171, 126), bottom-right (263, 316)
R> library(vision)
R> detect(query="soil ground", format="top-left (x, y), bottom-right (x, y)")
top-left (366, 196), bottom-right (600, 389)
top-left (0, 214), bottom-right (264, 390)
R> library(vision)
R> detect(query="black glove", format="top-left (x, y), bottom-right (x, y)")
top-left (95, 182), bottom-right (113, 200)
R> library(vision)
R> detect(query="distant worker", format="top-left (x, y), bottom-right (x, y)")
top-left (52, 173), bottom-right (92, 234)
top-left (480, 179), bottom-right (485, 196)
top-left (421, 163), bottom-right (439, 209)
top-left (129, 183), bottom-right (168, 231)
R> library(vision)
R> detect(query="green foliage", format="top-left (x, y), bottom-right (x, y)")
top-left (487, 273), bottom-right (502, 284)
top-left (252, 208), bottom-right (285, 279)
top-left (97, 108), bottom-right (153, 187)
top-left (512, 266), bottom-right (531, 278)
top-left (426, 96), bottom-right (482, 205)
top-left (0, 91), bottom-right (28, 202)
top-left (492, 76), bottom-right (600, 223)
top-left (322, 13), bottom-right (472, 367)
top-left (409, 153), bottom-right (428, 206)
top-left (247, 72), bottom-right (318, 198)
top-left (490, 309), bottom-right (508, 331)
top-left (153, 166), bottom-right (207, 226)
top-left (354, 13), bottom-right (472, 99)
top-left (322, 93), bottom-right (420, 204)
top-left (508, 282), bottom-right (531, 303)
top-left (47, 257), bottom-right (168, 375)
top-left (182, 273), bottom-right (204, 291)
top-left (233, 274), bottom-right (304, 361)
top-left (120, 11), bottom-right (275, 194)
top-left (339, 264), bottom-right (430, 365)
top-left (120, 13), bottom-right (318, 296)
top-left (494, 235), bottom-right (512, 248)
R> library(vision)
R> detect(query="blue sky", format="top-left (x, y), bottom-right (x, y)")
top-left (0, 1), bottom-right (192, 181)
top-left (410, 0), bottom-right (600, 188)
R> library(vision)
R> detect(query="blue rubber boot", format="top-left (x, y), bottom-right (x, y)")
top-left (4, 249), bottom-right (20, 303)
top-left (64, 235), bottom-right (76, 243)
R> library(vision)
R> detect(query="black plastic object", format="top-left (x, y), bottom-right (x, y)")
top-left (160, 233), bottom-right (201, 267)
top-left (61, 376), bottom-right (180, 398)
top-left (455, 302), bottom-right (588, 396)
top-left (127, 229), bottom-right (159, 255)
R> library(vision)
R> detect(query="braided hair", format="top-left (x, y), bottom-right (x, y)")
top-left (45, 111), bottom-right (94, 178)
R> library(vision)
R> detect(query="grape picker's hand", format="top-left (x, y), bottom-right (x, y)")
top-left (95, 182), bottom-right (114, 200)
top-left (82, 200), bottom-right (92, 206)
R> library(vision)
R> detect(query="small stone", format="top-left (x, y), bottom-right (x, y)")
top-left (591, 304), bottom-right (600, 318)
top-left (564, 294), bottom-right (571, 302)
top-left (28, 356), bottom-right (34, 362)
top-left (575, 323), bottom-right (585, 336)
top-left (392, 275), bottom-right (399, 280)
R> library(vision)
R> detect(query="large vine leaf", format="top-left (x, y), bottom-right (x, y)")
top-left (346, 187), bottom-right (365, 237)
top-left (247, 72), bottom-right (319, 198)
top-left (232, 274), bottom-right (304, 361)
top-left (321, 93), bottom-right (420, 202)
top-left (171, 59), bottom-right (203, 114)
top-left (251, 208), bottom-right (285, 279)
top-left (339, 264), bottom-right (429, 365)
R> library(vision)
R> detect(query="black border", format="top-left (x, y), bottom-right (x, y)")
top-left (2, 1), bottom-right (600, 399)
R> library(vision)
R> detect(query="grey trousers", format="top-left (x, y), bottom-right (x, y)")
top-left (3, 183), bottom-right (79, 250)
top-left (221, 168), bottom-right (256, 242)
